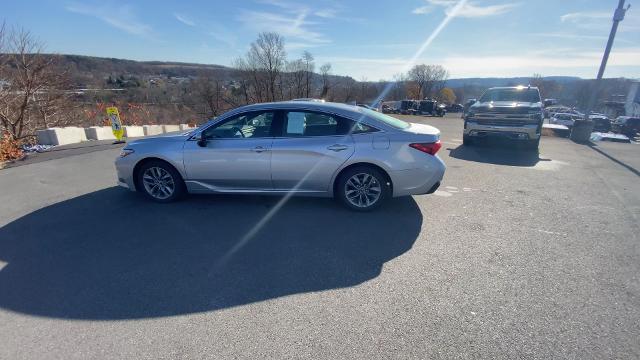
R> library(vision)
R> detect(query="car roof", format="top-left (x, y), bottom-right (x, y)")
top-left (199, 101), bottom-right (402, 132)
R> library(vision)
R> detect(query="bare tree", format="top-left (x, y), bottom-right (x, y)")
top-left (193, 71), bottom-right (226, 118)
top-left (319, 63), bottom-right (331, 99)
top-left (407, 64), bottom-right (449, 99)
top-left (0, 26), bottom-right (72, 139)
top-left (246, 32), bottom-right (286, 102)
top-left (284, 59), bottom-right (306, 99)
top-left (302, 51), bottom-right (314, 97)
top-left (391, 73), bottom-right (407, 100)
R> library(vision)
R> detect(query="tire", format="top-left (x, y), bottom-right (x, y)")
top-left (336, 166), bottom-right (391, 211)
top-left (136, 160), bottom-right (185, 203)
top-left (463, 135), bottom-right (473, 146)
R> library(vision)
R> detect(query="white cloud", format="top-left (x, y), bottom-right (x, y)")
top-left (314, 9), bottom-right (337, 18)
top-left (66, 3), bottom-right (153, 37)
top-left (412, 6), bottom-right (434, 15)
top-left (239, 10), bottom-right (330, 44)
top-left (560, 9), bottom-right (639, 33)
top-left (560, 11), bottom-right (610, 23)
top-left (320, 47), bottom-right (640, 80)
top-left (441, 47), bottom-right (640, 77)
top-left (174, 13), bottom-right (196, 27)
top-left (413, 0), bottom-right (520, 18)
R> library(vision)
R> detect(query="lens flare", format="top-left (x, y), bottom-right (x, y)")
top-left (214, 0), bottom-right (468, 269)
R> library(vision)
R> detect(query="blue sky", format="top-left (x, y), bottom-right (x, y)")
top-left (3, 0), bottom-right (640, 79)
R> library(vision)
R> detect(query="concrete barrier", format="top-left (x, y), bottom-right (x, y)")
top-left (44, 127), bottom-right (87, 146)
top-left (162, 124), bottom-right (181, 133)
top-left (85, 126), bottom-right (116, 140)
top-left (179, 124), bottom-right (195, 131)
top-left (123, 126), bottom-right (144, 138)
top-left (143, 125), bottom-right (164, 136)
top-left (36, 129), bottom-right (53, 145)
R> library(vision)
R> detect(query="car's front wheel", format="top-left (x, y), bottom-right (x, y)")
top-left (137, 160), bottom-right (185, 203)
top-left (336, 166), bottom-right (391, 211)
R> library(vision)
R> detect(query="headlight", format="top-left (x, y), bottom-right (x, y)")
top-left (466, 111), bottom-right (475, 119)
top-left (119, 148), bottom-right (135, 158)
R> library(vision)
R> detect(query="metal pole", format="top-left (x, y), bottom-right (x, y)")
top-left (585, 0), bottom-right (628, 115)
top-left (571, 0), bottom-right (629, 141)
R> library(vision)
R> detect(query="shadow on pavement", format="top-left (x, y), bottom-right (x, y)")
top-left (0, 187), bottom-right (422, 320)
top-left (588, 143), bottom-right (640, 177)
top-left (448, 141), bottom-right (548, 167)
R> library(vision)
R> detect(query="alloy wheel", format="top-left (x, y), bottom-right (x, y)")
top-left (344, 172), bottom-right (382, 208)
top-left (142, 167), bottom-right (175, 200)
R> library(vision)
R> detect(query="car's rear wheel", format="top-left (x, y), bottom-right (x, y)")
top-left (336, 166), bottom-right (390, 211)
top-left (137, 160), bottom-right (185, 203)
top-left (463, 135), bottom-right (473, 146)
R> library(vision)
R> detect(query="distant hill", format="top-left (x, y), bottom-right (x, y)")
top-left (53, 54), bottom-right (230, 78)
top-left (48, 55), bottom-right (585, 86)
top-left (445, 76), bottom-right (582, 88)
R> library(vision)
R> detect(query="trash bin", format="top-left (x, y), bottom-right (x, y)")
top-left (570, 119), bottom-right (594, 143)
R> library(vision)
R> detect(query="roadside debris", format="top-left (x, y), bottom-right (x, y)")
top-left (590, 132), bottom-right (631, 143)
top-left (21, 144), bottom-right (54, 153)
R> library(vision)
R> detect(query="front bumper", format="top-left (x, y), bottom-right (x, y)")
top-left (115, 157), bottom-right (137, 191)
top-left (464, 121), bottom-right (540, 140)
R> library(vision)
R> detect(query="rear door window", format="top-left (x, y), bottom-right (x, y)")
top-left (283, 111), bottom-right (377, 137)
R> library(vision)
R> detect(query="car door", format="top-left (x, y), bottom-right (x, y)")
top-left (270, 110), bottom-right (357, 193)
top-left (183, 111), bottom-right (275, 191)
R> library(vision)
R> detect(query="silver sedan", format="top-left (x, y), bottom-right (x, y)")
top-left (115, 101), bottom-right (445, 211)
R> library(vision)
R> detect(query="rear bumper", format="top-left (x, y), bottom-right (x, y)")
top-left (464, 121), bottom-right (540, 140)
top-left (390, 155), bottom-right (446, 197)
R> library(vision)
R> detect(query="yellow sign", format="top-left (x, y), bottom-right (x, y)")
top-left (107, 107), bottom-right (124, 141)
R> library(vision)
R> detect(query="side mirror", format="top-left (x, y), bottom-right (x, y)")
top-left (197, 136), bottom-right (208, 147)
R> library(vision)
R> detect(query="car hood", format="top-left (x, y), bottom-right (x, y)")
top-left (126, 132), bottom-right (191, 146)
top-left (471, 101), bottom-right (542, 112)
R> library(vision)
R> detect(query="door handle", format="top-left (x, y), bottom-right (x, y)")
top-left (251, 146), bottom-right (269, 153)
top-left (327, 144), bottom-right (349, 152)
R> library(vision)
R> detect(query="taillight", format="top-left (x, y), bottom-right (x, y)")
top-left (409, 140), bottom-right (442, 155)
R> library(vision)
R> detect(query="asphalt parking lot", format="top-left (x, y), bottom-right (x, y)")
top-left (1, 114), bottom-right (638, 359)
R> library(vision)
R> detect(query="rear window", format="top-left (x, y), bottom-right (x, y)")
top-left (360, 108), bottom-right (410, 129)
top-left (479, 88), bottom-right (541, 103)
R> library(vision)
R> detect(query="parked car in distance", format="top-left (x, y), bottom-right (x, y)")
top-left (356, 103), bottom-right (377, 111)
top-left (418, 100), bottom-right (445, 117)
top-left (447, 103), bottom-right (463, 113)
top-left (463, 86), bottom-right (543, 150)
top-left (115, 101), bottom-right (446, 211)
top-left (550, 113), bottom-right (580, 128)
top-left (398, 100), bottom-right (418, 115)
top-left (589, 115), bottom-right (611, 133)
top-left (612, 116), bottom-right (640, 138)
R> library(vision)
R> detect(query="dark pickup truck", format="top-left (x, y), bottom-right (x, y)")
top-left (463, 86), bottom-right (544, 150)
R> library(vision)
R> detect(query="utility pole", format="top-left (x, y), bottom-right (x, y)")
top-left (570, 0), bottom-right (631, 142)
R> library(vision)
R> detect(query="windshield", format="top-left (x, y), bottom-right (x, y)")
top-left (479, 88), bottom-right (541, 103)
top-left (361, 108), bottom-right (410, 129)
